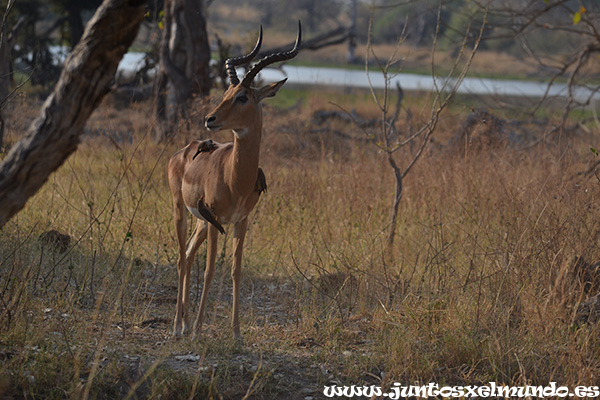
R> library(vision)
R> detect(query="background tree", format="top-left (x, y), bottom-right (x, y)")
top-left (465, 0), bottom-right (599, 127)
top-left (0, 0), bottom-right (146, 228)
top-left (154, 0), bottom-right (211, 140)
top-left (253, 0), bottom-right (344, 33)
top-left (369, 0), bottom-right (443, 46)
top-left (0, 1), bottom-right (14, 150)
top-left (0, 0), bottom-right (25, 151)
top-left (0, 1), bottom-right (14, 104)
top-left (0, 0), bottom-right (103, 90)
top-left (49, 0), bottom-right (103, 48)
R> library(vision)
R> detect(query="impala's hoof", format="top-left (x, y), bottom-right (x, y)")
top-left (233, 331), bottom-right (244, 346)
top-left (192, 323), bottom-right (202, 340)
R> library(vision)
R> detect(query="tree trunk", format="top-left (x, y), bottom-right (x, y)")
top-left (348, 0), bottom-right (357, 63)
top-left (0, 29), bottom-right (8, 103)
top-left (0, 30), bottom-right (8, 149)
top-left (155, 0), bottom-right (211, 140)
top-left (1, 16), bottom-right (25, 151)
top-left (0, 6), bottom-right (11, 150)
top-left (64, 0), bottom-right (85, 48)
top-left (0, 0), bottom-right (146, 228)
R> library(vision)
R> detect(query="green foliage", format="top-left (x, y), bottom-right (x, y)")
top-left (439, 3), bottom-right (487, 51)
top-left (370, 7), bottom-right (407, 45)
top-left (369, 1), bottom-right (442, 46)
top-left (250, 0), bottom-right (344, 33)
top-left (573, 6), bottom-right (586, 25)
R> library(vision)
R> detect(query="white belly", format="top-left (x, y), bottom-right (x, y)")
top-left (186, 206), bottom-right (203, 220)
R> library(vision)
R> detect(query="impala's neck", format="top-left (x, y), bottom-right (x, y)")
top-left (227, 110), bottom-right (263, 194)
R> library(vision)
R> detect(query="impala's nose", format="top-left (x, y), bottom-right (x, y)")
top-left (205, 115), bottom-right (216, 129)
top-left (205, 115), bottom-right (223, 131)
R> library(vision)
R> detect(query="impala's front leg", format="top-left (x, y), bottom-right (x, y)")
top-left (232, 217), bottom-right (248, 341)
top-left (193, 224), bottom-right (219, 338)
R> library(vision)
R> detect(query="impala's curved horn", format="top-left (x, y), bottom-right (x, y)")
top-left (241, 21), bottom-right (301, 88)
top-left (225, 26), bottom-right (263, 86)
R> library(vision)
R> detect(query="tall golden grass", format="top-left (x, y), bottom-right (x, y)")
top-left (0, 88), bottom-right (599, 398)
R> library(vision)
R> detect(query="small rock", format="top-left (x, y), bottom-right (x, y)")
top-left (39, 230), bottom-right (71, 253)
top-left (319, 365), bottom-right (328, 376)
top-left (174, 354), bottom-right (201, 362)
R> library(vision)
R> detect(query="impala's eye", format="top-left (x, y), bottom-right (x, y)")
top-left (236, 94), bottom-right (248, 104)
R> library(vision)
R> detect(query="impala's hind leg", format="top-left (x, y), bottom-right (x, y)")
top-left (181, 219), bottom-right (208, 334)
top-left (172, 192), bottom-right (188, 337)
top-left (231, 217), bottom-right (248, 342)
top-left (193, 224), bottom-right (219, 338)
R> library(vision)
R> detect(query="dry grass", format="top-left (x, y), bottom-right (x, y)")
top-left (0, 88), bottom-right (599, 398)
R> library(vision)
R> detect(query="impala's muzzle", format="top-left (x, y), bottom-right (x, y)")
top-left (204, 115), bottom-right (221, 131)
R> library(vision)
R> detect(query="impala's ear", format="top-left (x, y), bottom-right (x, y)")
top-left (256, 78), bottom-right (287, 102)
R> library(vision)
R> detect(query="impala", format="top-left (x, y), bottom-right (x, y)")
top-left (168, 23), bottom-right (301, 340)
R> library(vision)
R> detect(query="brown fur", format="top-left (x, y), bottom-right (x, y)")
top-left (167, 79), bottom-right (286, 340)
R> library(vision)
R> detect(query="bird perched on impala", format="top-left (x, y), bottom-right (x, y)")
top-left (167, 22), bottom-right (302, 341)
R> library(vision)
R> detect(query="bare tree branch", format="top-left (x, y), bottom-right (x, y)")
top-left (338, 1), bottom-right (490, 249)
top-left (257, 26), bottom-right (351, 57)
